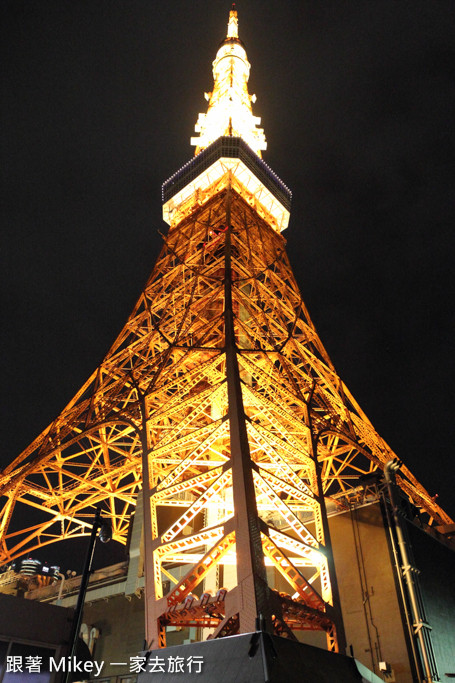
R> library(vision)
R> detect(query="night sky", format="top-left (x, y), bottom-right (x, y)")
top-left (2, 1), bottom-right (454, 569)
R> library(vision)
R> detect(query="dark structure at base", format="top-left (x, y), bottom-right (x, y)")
top-left (138, 633), bottom-right (382, 683)
top-left (0, 593), bottom-right (85, 683)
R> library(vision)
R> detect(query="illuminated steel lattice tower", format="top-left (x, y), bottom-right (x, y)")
top-left (0, 7), bottom-right (452, 653)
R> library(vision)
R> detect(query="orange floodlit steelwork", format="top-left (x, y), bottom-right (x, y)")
top-left (0, 6), bottom-right (452, 653)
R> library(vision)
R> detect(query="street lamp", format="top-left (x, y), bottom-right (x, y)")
top-left (65, 507), bottom-right (112, 683)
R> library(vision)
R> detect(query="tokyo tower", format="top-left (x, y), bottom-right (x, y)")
top-left (0, 5), bottom-right (451, 655)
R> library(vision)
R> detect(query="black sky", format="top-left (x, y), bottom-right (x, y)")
top-left (1, 1), bottom-right (454, 568)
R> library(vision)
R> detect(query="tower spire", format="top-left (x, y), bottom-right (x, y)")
top-left (227, 3), bottom-right (239, 39)
top-left (191, 5), bottom-right (267, 157)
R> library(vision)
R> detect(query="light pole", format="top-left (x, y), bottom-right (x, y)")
top-left (383, 460), bottom-right (438, 683)
top-left (65, 507), bottom-right (112, 683)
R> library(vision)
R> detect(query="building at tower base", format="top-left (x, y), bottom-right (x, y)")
top-left (10, 493), bottom-right (454, 683)
top-left (135, 633), bottom-right (383, 683)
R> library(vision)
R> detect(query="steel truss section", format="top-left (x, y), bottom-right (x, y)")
top-left (0, 180), bottom-right (451, 653)
top-left (0, 181), bottom-right (452, 653)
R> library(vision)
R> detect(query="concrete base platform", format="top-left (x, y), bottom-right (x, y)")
top-left (138, 632), bottom-right (383, 683)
